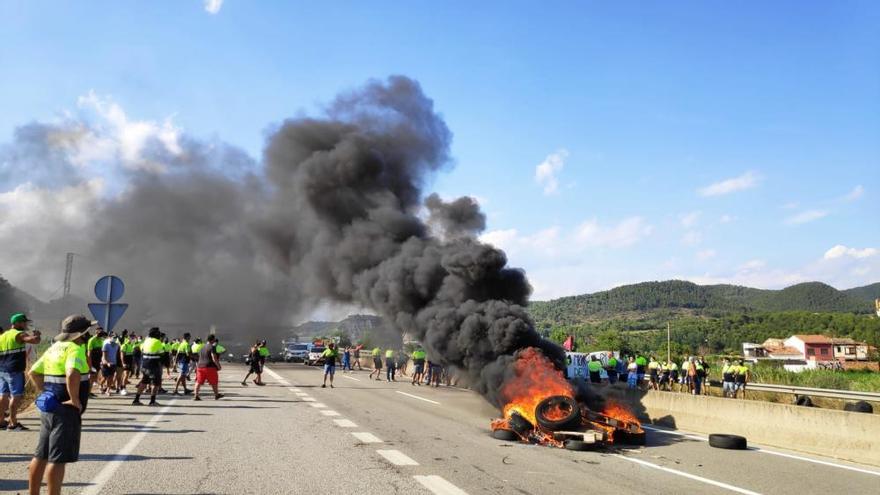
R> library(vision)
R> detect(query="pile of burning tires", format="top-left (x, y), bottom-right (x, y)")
top-left (490, 395), bottom-right (645, 451)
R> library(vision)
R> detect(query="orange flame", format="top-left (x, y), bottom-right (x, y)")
top-left (602, 401), bottom-right (639, 425)
top-left (498, 348), bottom-right (574, 426)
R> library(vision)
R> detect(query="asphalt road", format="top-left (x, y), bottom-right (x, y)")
top-left (2, 363), bottom-right (878, 494)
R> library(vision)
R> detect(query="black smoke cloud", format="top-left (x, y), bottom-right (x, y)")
top-left (2, 76), bottom-right (565, 406)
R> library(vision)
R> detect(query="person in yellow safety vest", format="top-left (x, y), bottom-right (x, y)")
top-left (86, 328), bottom-right (106, 398)
top-left (659, 361), bottom-right (670, 390)
top-left (385, 349), bottom-right (396, 382)
top-left (190, 338), bottom-right (203, 370)
top-left (369, 347), bottom-right (383, 380)
top-left (587, 356), bottom-right (602, 384)
top-left (667, 360), bottom-right (679, 392)
top-left (648, 357), bottom-right (661, 390)
top-left (734, 360), bottom-right (749, 399)
top-left (721, 358), bottom-right (734, 398)
top-left (131, 335), bottom-right (142, 380)
top-left (1, 313), bottom-right (42, 430)
top-left (172, 333), bottom-right (192, 396)
top-left (605, 354), bottom-right (619, 384)
top-left (411, 348), bottom-right (427, 385)
top-left (120, 333), bottom-right (135, 389)
top-left (680, 358), bottom-right (692, 393)
top-left (132, 328), bottom-right (165, 406)
top-left (27, 314), bottom-right (93, 494)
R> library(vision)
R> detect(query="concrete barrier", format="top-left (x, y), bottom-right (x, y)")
top-left (625, 390), bottom-right (880, 467)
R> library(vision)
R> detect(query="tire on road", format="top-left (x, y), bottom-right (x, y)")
top-left (615, 430), bottom-right (647, 446)
top-left (563, 440), bottom-right (594, 451)
top-left (794, 395), bottom-right (814, 407)
top-left (492, 429), bottom-right (520, 441)
top-left (535, 396), bottom-right (581, 431)
top-left (843, 401), bottom-right (873, 414)
top-left (708, 433), bottom-right (747, 450)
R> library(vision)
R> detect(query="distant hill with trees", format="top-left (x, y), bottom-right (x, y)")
top-left (528, 280), bottom-right (876, 325)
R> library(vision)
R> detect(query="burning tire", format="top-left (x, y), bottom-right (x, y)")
top-left (563, 439), bottom-right (594, 451)
top-left (535, 396), bottom-right (581, 431)
top-left (708, 433), bottom-right (747, 450)
top-left (615, 430), bottom-right (647, 446)
top-left (492, 429), bottom-right (520, 441)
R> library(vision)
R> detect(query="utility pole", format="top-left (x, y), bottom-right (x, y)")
top-left (667, 321), bottom-right (671, 364)
top-left (63, 253), bottom-right (74, 297)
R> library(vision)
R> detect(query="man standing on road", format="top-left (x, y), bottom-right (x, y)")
top-left (396, 348), bottom-right (408, 377)
top-left (100, 334), bottom-right (121, 395)
top-left (605, 353), bottom-right (618, 384)
top-left (721, 359), bottom-right (733, 398)
top-left (173, 333), bottom-right (192, 395)
top-left (587, 356), bottom-right (602, 384)
top-left (241, 341), bottom-right (265, 386)
top-left (385, 348), bottom-right (396, 382)
top-left (120, 332), bottom-right (135, 389)
top-left (86, 328), bottom-right (105, 398)
top-left (194, 335), bottom-right (224, 401)
top-left (369, 346), bottom-right (382, 381)
top-left (635, 354), bottom-right (647, 390)
top-left (132, 328), bottom-right (164, 406)
top-left (734, 360), bottom-right (749, 399)
top-left (352, 345), bottom-right (362, 371)
top-left (321, 342), bottom-right (338, 388)
top-left (27, 315), bottom-right (93, 495)
top-left (341, 346), bottom-right (352, 373)
top-left (1, 313), bottom-right (41, 430)
top-left (411, 347), bottom-right (426, 386)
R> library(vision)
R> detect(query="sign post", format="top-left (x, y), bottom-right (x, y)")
top-left (88, 275), bottom-right (129, 333)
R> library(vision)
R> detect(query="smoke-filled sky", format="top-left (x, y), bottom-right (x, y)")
top-left (1, 0), bottom-right (878, 308)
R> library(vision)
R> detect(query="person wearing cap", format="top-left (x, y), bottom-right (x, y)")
top-left (27, 314), bottom-right (93, 495)
top-left (1, 313), bottom-right (42, 430)
top-left (132, 328), bottom-right (164, 406)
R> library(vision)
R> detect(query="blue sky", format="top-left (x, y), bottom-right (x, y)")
top-left (1, 1), bottom-right (878, 300)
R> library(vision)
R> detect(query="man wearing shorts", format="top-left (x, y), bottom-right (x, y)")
top-left (1, 313), bottom-right (42, 431)
top-left (100, 334), bottom-right (121, 395)
top-left (194, 335), bottom-right (224, 401)
top-left (411, 347), bottom-right (426, 386)
top-left (368, 346), bottom-right (382, 381)
top-left (132, 328), bottom-right (164, 406)
top-left (321, 342), bottom-right (338, 388)
top-left (172, 333), bottom-right (191, 395)
top-left (28, 314), bottom-right (94, 495)
top-left (86, 328), bottom-right (106, 398)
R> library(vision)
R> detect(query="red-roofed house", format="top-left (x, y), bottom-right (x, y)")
top-left (785, 335), bottom-right (834, 362)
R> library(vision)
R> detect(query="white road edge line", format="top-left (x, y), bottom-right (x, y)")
top-left (396, 390), bottom-right (440, 405)
top-left (308, 402), bottom-right (327, 408)
top-left (301, 397), bottom-right (316, 402)
top-left (320, 409), bottom-right (340, 416)
top-left (613, 454), bottom-right (762, 495)
top-left (295, 392), bottom-right (309, 397)
top-left (642, 425), bottom-right (880, 477)
top-left (261, 366), bottom-right (285, 382)
top-left (288, 388), bottom-right (301, 392)
top-left (351, 432), bottom-right (383, 443)
top-left (81, 399), bottom-right (179, 495)
top-left (376, 449), bottom-right (419, 466)
top-left (334, 419), bottom-right (357, 427)
top-left (414, 475), bottom-right (469, 495)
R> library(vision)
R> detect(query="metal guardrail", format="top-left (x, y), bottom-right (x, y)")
top-left (746, 382), bottom-right (880, 402)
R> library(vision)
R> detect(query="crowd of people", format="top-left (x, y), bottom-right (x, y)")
top-left (0, 312), bottom-right (230, 494)
top-left (581, 352), bottom-right (751, 399)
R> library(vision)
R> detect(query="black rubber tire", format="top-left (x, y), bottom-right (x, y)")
top-left (615, 430), bottom-right (647, 446)
top-left (795, 395), bottom-right (814, 407)
top-left (564, 440), bottom-right (593, 451)
top-left (708, 433), bottom-right (747, 450)
top-left (535, 396), bottom-right (581, 431)
top-left (508, 412), bottom-right (534, 435)
top-left (843, 401), bottom-right (873, 414)
top-left (492, 429), bottom-right (520, 441)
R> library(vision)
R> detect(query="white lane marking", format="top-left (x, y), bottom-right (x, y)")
top-left (262, 366), bottom-right (285, 382)
top-left (341, 374), bottom-right (361, 381)
top-left (613, 454), bottom-right (762, 495)
top-left (351, 432), bottom-right (383, 443)
top-left (334, 419), bottom-right (358, 428)
top-left (376, 449), bottom-right (419, 466)
top-left (320, 409), bottom-right (340, 416)
top-left (752, 447), bottom-right (880, 477)
top-left (643, 425), bottom-right (880, 477)
top-left (414, 475), bottom-right (469, 495)
top-left (295, 392), bottom-right (309, 397)
top-left (308, 402), bottom-right (327, 408)
top-left (288, 388), bottom-right (301, 392)
top-left (301, 397), bottom-right (316, 402)
top-left (396, 390), bottom-right (440, 405)
top-left (81, 399), bottom-right (178, 495)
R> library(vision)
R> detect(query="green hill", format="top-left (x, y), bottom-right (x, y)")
top-left (528, 280), bottom-right (876, 324)
top-left (844, 282), bottom-right (880, 303)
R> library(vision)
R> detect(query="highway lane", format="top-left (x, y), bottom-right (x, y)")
top-left (1, 363), bottom-right (878, 494)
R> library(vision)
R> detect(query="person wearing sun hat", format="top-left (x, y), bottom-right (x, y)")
top-left (0, 312), bottom-right (42, 430)
top-left (27, 314), bottom-right (95, 495)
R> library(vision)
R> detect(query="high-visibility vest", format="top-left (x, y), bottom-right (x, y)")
top-left (141, 337), bottom-right (164, 362)
top-left (0, 329), bottom-right (26, 372)
top-left (385, 349), bottom-right (394, 358)
top-left (588, 360), bottom-right (602, 372)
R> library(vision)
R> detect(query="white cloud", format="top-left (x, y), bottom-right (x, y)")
top-left (679, 211), bottom-right (701, 228)
top-left (681, 231), bottom-right (702, 246)
top-left (823, 245), bottom-right (878, 260)
top-left (534, 149), bottom-right (569, 195)
top-left (576, 216), bottom-right (653, 248)
top-left (698, 171), bottom-right (760, 197)
top-left (696, 249), bottom-right (716, 261)
top-left (204, 0), bottom-right (223, 14)
top-left (786, 209), bottom-right (828, 225)
top-left (843, 185), bottom-right (864, 202)
top-left (719, 214), bottom-right (735, 224)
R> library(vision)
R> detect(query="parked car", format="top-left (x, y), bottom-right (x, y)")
top-left (306, 345), bottom-right (326, 366)
top-left (284, 343), bottom-right (310, 363)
